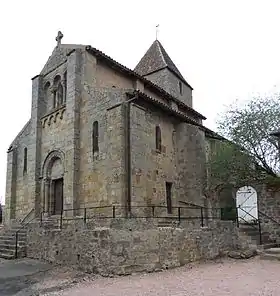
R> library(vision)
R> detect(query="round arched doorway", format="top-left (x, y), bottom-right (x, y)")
top-left (42, 150), bottom-right (64, 215)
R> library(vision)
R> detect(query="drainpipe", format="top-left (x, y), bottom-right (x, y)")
top-left (124, 94), bottom-right (138, 216)
top-left (108, 93), bottom-right (138, 217)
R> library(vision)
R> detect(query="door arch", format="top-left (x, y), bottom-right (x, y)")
top-left (42, 150), bottom-right (65, 215)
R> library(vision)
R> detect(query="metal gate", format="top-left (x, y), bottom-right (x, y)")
top-left (236, 186), bottom-right (258, 223)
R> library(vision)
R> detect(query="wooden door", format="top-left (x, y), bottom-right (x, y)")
top-left (54, 178), bottom-right (63, 215)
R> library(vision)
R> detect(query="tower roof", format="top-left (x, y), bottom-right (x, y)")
top-left (134, 40), bottom-right (191, 88)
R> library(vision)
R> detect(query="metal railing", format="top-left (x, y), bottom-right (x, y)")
top-left (40, 204), bottom-right (224, 229)
top-left (20, 208), bottom-right (35, 224)
top-left (258, 210), bottom-right (280, 227)
top-left (15, 208), bottom-right (37, 259)
top-left (237, 206), bottom-right (262, 245)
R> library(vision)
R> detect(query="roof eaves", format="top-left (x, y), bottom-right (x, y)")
top-left (85, 46), bottom-right (205, 120)
top-left (141, 65), bottom-right (193, 90)
top-left (270, 130), bottom-right (280, 137)
top-left (128, 90), bottom-right (205, 129)
top-left (204, 127), bottom-right (226, 141)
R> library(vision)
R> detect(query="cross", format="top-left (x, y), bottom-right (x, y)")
top-left (56, 31), bottom-right (64, 46)
top-left (156, 24), bottom-right (159, 40)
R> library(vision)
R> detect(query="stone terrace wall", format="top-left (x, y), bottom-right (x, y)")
top-left (258, 185), bottom-right (280, 242)
top-left (27, 219), bottom-right (239, 275)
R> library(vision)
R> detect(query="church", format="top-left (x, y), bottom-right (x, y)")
top-left (5, 32), bottom-right (209, 221)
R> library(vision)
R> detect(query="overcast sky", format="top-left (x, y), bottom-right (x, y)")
top-left (1, 0), bottom-right (280, 204)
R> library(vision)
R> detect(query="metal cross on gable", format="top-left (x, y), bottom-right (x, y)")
top-left (56, 31), bottom-right (64, 46)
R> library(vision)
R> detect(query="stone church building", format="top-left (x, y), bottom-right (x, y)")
top-left (5, 32), bottom-right (208, 221)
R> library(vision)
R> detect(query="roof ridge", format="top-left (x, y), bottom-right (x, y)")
top-left (156, 40), bottom-right (168, 68)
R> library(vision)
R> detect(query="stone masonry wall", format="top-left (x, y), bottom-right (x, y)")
top-left (78, 52), bottom-right (133, 211)
top-left (258, 185), bottom-right (280, 242)
top-left (26, 219), bottom-right (238, 275)
top-left (144, 68), bottom-right (192, 107)
top-left (176, 123), bottom-right (206, 207)
top-left (130, 103), bottom-right (177, 213)
top-left (5, 121), bottom-right (33, 220)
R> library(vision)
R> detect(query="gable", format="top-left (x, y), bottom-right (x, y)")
top-left (40, 44), bottom-right (85, 76)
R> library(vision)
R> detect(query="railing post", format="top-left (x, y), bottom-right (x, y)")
top-left (258, 218), bottom-right (262, 245)
top-left (40, 212), bottom-right (43, 227)
top-left (15, 231), bottom-right (18, 259)
top-left (83, 208), bottom-right (87, 224)
top-left (152, 206), bottom-right (155, 218)
top-left (112, 206), bottom-right (116, 218)
top-left (200, 207), bottom-right (204, 227)
top-left (60, 210), bottom-right (63, 230)
top-left (236, 207), bottom-right (239, 228)
top-left (178, 207), bottom-right (181, 223)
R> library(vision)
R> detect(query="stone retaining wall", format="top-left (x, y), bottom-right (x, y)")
top-left (26, 219), bottom-right (239, 275)
top-left (258, 185), bottom-right (280, 242)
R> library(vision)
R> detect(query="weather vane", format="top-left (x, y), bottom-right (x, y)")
top-left (156, 24), bottom-right (159, 40)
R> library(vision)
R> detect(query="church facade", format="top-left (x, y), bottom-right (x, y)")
top-left (5, 32), bottom-right (208, 221)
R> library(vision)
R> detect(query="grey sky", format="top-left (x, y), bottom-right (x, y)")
top-left (1, 0), bottom-right (280, 203)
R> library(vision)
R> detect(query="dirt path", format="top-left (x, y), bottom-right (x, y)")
top-left (2, 257), bottom-right (280, 295)
top-left (43, 258), bottom-right (280, 296)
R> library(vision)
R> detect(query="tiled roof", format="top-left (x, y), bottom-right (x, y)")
top-left (134, 40), bottom-right (192, 89)
top-left (127, 90), bottom-right (205, 129)
top-left (85, 46), bottom-right (205, 120)
top-left (204, 127), bottom-right (225, 140)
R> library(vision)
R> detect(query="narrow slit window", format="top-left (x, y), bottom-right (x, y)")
top-left (23, 147), bottom-right (27, 173)
top-left (179, 81), bottom-right (183, 95)
top-left (166, 182), bottom-right (172, 214)
top-left (156, 125), bottom-right (162, 152)
top-left (92, 121), bottom-right (99, 154)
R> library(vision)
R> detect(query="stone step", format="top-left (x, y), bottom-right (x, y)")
top-left (0, 237), bottom-right (26, 243)
top-left (260, 253), bottom-right (280, 261)
top-left (0, 242), bottom-right (25, 249)
top-left (264, 247), bottom-right (280, 255)
top-left (0, 246), bottom-right (26, 259)
top-left (241, 231), bottom-right (260, 237)
top-left (260, 243), bottom-right (279, 250)
top-left (239, 224), bottom-right (258, 229)
top-left (0, 247), bottom-right (16, 255)
top-left (0, 253), bottom-right (15, 260)
top-left (1, 229), bottom-right (27, 234)
top-left (157, 221), bottom-right (179, 227)
top-left (0, 233), bottom-right (27, 239)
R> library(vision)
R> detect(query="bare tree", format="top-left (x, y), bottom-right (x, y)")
top-left (217, 93), bottom-right (280, 177)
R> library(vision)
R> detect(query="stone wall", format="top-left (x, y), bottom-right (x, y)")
top-left (176, 123), bottom-right (206, 207)
top-left (27, 219), bottom-right (238, 275)
top-left (5, 120), bottom-right (33, 220)
top-left (130, 103), bottom-right (177, 210)
top-left (258, 185), bottom-right (280, 242)
top-left (144, 68), bottom-right (193, 107)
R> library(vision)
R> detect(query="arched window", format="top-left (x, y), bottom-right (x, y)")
top-left (44, 82), bottom-right (51, 100)
top-left (179, 81), bottom-right (183, 95)
top-left (53, 75), bottom-right (62, 108)
top-left (23, 147), bottom-right (27, 173)
top-left (57, 83), bottom-right (64, 105)
top-left (156, 125), bottom-right (162, 152)
top-left (63, 71), bottom-right (67, 103)
top-left (92, 121), bottom-right (99, 154)
top-left (44, 82), bottom-right (52, 111)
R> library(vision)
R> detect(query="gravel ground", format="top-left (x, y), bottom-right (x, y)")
top-left (44, 258), bottom-right (280, 296)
